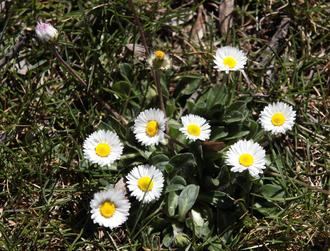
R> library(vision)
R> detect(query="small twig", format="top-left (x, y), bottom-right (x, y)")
top-left (103, 102), bottom-right (129, 125)
top-left (241, 70), bottom-right (253, 88)
top-left (51, 46), bottom-right (87, 86)
top-left (108, 233), bottom-right (119, 251)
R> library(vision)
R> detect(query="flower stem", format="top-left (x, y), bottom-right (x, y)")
top-left (127, 0), bottom-right (166, 114)
top-left (153, 69), bottom-right (166, 113)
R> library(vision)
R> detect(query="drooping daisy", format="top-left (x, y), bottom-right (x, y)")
top-left (35, 21), bottom-right (59, 43)
top-left (214, 46), bottom-right (247, 73)
top-left (259, 102), bottom-right (296, 135)
top-left (126, 165), bottom-right (164, 203)
top-left (225, 139), bottom-right (266, 178)
top-left (90, 188), bottom-right (130, 229)
top-left (133, 108), bottom-right (166, 146)
top-left (147, 50), bottom-right (172, 70)
top-left (179, 114), bottom-right (211, 141)
top-left (83, 130), bottom-right (124, 166)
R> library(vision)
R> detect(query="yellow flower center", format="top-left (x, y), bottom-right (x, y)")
top-left (99, 201), bottom-right (116, 218)
top-left (271, 112), bottom-right (286, 126)
top-left (239, 153), bottom-right (254, 167)
top-left (187, 124), bottom-right (201, 137)
top-left (146, 120), bottom-right (159, 137)
top-left (154, 50), bottom-right (165, 60)
top-left (223, 56), bottom-right (237, 68)
top-left (95, 143), bottom-right (111, 157)
top-left (137, 176), bottom-right (154, 192)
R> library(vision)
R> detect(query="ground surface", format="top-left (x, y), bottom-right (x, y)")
top-left (0, 0), bottom-right (329, 250)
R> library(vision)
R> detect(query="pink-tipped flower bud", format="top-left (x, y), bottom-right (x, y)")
top-left (35, 22), bottom-right (58, 43)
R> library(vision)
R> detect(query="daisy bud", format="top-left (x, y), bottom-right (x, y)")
top-left (147, 50), bottom-right (172, 70)
top-left (174, 233), bottom-right (190, 247)
top-left (35, 21), bottom-right (59, 43)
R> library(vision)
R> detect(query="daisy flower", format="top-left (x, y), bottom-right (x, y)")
top-left (35, 21), bottom-right (59, 43)
top-left (214, 46), bottom-right (247, 73)
top-left (225, 139), bottom-right (266, 178)
top-left (126, 165), bottom-right (164, 203)
top-left (133, 108), bottom-right (166, 146)
top-left (83, 130), bottom-right (124, 166)
top-left (147, 50), bottom-right (172, 70)
top-left (259, 102), bottom-right (296, 135)
top-left (179, 114), bottom-right (211, 141)
top-left (90, 188), bottom-right (130, 229)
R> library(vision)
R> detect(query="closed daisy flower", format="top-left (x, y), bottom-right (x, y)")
top-left (225, 139), bottom-right (266, 178)
top-left (83, 130), bottom-right (124, 166)
top-left (147, 50), bottom-right (172, 70)
top-left (214, 46), bottom-right (247, 73)
top-left (90, 188), bottom-right (130, 229)
top-left (126, 165), bottom-right (164, 203)
top-left (259, 102), bottom-right (296, 135)
top-left (133, 108), bottom-right (166, 146)
top-left (35, 21), bottom-right (59, 43)
top-left (179, 114), bottom-right (211, 141)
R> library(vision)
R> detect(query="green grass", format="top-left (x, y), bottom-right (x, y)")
top-left (0, 0), bottom-right (329, 250)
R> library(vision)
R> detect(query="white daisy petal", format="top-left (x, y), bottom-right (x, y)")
top-left (90, 188), bottom-right (131, 229)
top-left (179, 114), bottom-right (211, 142)
top-left (259, 102), bottom-right (296, 135)
top-left (213, 46), bottom-right (247, 73)
top-left (225, 139), bottom-right (266, 178)
top-left (133, 108), bottom-right (166, 146)
top-left (83, 130), bottom-right (124, 166)
top-left (126, 165), bottom-right (164, 203)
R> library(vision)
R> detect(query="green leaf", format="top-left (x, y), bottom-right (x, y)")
top-left (166, 99), bottom-right (176, 118)
top-left (169, 153), bottom-right (196, 170)
top-left (170, 175), bottom-right (187, 186)
top-left (174, 233), bottom-right (190, 247)
top-left (227, 99), bottom-right (252, 112)
top-left (119, 63), bottom-right (133, 81)
top-left (198, 191), bottom-right (226, 206)
top-left (191, 209), bottom-right (211, 239)
top-left (208, 242), bottom-right (223, 251)
top-left (162, 234), bottom-right (173, 248)
top-left (166, 184), bottom-right (186, 193)
top-left (223, 111), bottom-right (247, 124)
top-left (206, 85), bottom-right (227, 108)
top-left (180, 75), bottom-right (201, 95)
top-left (260, 184), bottom-right (285, 199)
top-left (111, 81), bottom-right (131, 97)
top-left (166, 175), bottom-right (187, 193)
top-left (150, 153), bottom-right (169, 170)
top-left (166, 192), bottom-right (179, 216)
top-left (225, 131), bottom-right (250, 141)
top-left (211, 126), bottom-right (228, 140)
top-left (178, 184), bottom-right (199, 221)
top-left (190, 85), bottom-right (227, 113)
